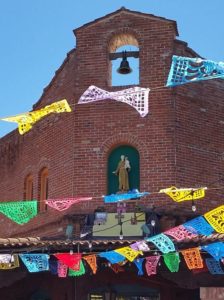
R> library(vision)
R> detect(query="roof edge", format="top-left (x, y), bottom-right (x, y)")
top-left (33, 48), bottom-right (76, 110)
top-left (174, 39), bottom-right (203, 58)
top-left (74, 7), bottom-right (179, 36)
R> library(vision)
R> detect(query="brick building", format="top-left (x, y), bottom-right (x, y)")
top-left (0, 7), bottom-right (224, 300)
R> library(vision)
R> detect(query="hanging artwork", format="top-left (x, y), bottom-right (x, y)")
top-left (204, 205), bottom-right (224, 233)
top-left (57, 260), bottom-right (68, 278)
top-left (201, 242), bottom-right (224, 261)
top-left (104, 190), bottom-right (149, 203)
top-left (19, 254), bottom-right (49, 273)
top-left (0, 200), bottom-right (37, 224)
top-left (181, 247), bottom-right (203, 270)
top-left (0, 254), bottom-right (19, 270)
top-left (165, 225), bottom-right (197, 241)
top-left (83, 255), bottom-right (97, 274)
top-left (145, 256), bottom-right (160, 276)
top-left (134, 258), bottom-right (144, 276)
top-left (159, 186), bottom-right (206, 202)
top-left (45, 197), bottom-right (92, 211)
top-left (54, 253), bottom-right (81, 271)
top-left (146, 233), bottom-right (175, 253)
top-left (1, 99), bottom-right (71, 135)
top-left (68, 260), bottom-right (85, 276)
top-left (115, 246), bottom-right (143, 262)
top-left (78, 85), bottom-right (150, 117)
top-left (99, 251), bottom-right (126, 264)
top-left (166, 55), bottom-right (224, 87)
top-left (183, 216), bottom-right (214, 236)
top-left (163, 252), bottom-right (180, 272)
top-left (206, 258), bottom-right (224, 275)
top-left (130, 241), bottom-right (150, 252)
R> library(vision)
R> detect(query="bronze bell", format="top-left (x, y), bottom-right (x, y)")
top-left (117, 51), bottom-right (132, 75)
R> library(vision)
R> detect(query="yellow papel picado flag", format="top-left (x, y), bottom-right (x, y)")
top-left (159, 186), bottom-right (206, 202)
top-left (1, 99), bottom-right (71, 135)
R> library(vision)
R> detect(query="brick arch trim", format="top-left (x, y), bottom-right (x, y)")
top-left (106, 27), bottom-right (143, 52)
top-left (37, 158), bottom-right (51, 171)
top-left (22, 165), bottom-right (35, 178)
top-left (100, 133), bottom-right (148, 160)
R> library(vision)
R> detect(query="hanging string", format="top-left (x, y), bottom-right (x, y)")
top-left (69, 85), bottom-right (166, 108)
top-left (26, 184), bottom-right (224, 205)
top-left (2, 54), bottom-right (224, 133)
top-left (0, 82), bottom-right (183, 120)
top-left (3, 58), bottom-right (223, 122)
top-left (0, 243), bottom-right (215, 256)
top-left (0, 206), bottom-right (221, 255)
top-left (0, 86), bottom-right (162, 120)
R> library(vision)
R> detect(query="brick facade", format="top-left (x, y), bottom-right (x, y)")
top-left (0, 7), bottom-right (223, 299)
top-left (0, 8), bottom-right (178, 236)
top-left (0, 8), bottom-right (223, 236)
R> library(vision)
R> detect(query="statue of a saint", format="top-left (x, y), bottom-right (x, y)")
top-left (113, 155), bottom-right (131, 192)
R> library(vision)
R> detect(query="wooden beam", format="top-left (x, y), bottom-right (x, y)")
top-left (109, 51), bottom-right (139, 60)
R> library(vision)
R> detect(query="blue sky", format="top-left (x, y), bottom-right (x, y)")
top-left (0, 0), bottom-right (223, 137)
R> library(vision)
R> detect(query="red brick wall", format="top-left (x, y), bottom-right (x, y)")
top-left (0, 9), bottom-right (223, 238)
top-left (172, 80), bottom-right (224, 213)
top-left (172, 42), bottom-right (224, 213)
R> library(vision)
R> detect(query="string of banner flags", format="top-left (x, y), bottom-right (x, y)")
top-left (0, 186), bottom-right (211, 224)
top-left (0, 205), bottom-right (224, 278)
top-left (0, 55), bottom-right (224, 278)
top-left (1, 55), bottom-right (224, 135)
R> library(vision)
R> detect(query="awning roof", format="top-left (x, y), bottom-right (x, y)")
top-left (0, 233), bottom-right (224, 253)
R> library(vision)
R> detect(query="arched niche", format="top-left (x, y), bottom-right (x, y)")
top-left (107, 145), bottom-right (140, 194)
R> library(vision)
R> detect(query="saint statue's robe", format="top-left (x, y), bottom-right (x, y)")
top-left (115, 160), bottom-right (129, 191)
